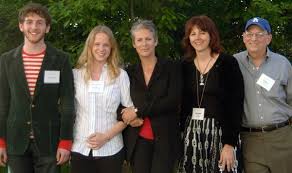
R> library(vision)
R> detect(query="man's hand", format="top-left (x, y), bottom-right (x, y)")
top-left (0, 148), bottom-right (7, 167)
top-left (56, 148), bottom-right (70, 165)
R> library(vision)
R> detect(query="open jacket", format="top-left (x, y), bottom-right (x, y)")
top-left (0, 43), bottom-right (75, 155)
top-left (123, 57), bottom-right (182, 163)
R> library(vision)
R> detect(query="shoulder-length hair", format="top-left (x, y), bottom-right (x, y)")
top-left (182, 15), bottom-right (223, 61)
top-left (76, 25), bottom-right (121, 83)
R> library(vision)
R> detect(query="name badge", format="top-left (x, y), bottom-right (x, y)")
top-left (44, 71), bottom-right (60, 84)
top-left (88, 81), bottom-right (104, 93)
top-left (256, 73), bottom-right (275, 91)
top-left (192, 108), bottom-right (205, 120)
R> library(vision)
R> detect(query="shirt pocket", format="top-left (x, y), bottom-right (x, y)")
top-left (263, 78), bottom-right (286, 99)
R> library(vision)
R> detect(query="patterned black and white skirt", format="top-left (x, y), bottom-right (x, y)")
top-left (178, 117), bottom-right (241, 173)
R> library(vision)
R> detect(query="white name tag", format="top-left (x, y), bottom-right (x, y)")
top-left (256, 73), bottom-right (275, 91)
top-left (44, 71), bottom-right (60, 84)
top-left (88, 81), bottom-right (104, 93)
top-left (192, 108), bottom-right (205, 120)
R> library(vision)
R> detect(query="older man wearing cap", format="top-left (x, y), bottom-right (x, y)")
top-left (234, 17), bottom-right (292, 173)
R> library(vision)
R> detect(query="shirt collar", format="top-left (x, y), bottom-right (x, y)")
top-left (245, 48), bottom-right (271, 65)
top-left (102, 63), bottom-right (108, 70)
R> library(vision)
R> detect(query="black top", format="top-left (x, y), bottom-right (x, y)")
top-left (191, 58), bottom-right (222, 118)
top-left (180, 53), bottom-right (244, 146)
top-left (123, 57), bottom-right (182, 163)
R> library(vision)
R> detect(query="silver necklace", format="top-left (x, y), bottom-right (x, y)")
top-left (196, 57), bottom-right (212, 85)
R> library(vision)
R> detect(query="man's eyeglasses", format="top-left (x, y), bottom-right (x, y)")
top-left (243, 32), bottom-right (268, 39)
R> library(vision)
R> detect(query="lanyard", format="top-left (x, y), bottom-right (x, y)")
top-left (195, 67), bottom-right (210, 108)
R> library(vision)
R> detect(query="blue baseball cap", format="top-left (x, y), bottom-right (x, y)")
top-left (245, 17), bottom-right (271, 33)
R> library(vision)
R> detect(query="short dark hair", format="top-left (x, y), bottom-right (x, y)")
top-left (182, 15), bottom-right (222, 61)
top-left (18, 2), bottom-right (51, 25)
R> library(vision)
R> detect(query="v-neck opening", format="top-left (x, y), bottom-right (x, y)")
top-left (193, 55), bottom-right (220, 76)
top-left (140, 60), bottom-right (159, 88)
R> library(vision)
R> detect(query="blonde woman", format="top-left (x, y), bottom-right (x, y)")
top-left (70, 25), bottom-right (137, 173)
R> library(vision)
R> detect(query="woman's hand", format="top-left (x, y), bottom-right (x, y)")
top-left (129, 118), bottom-right (144, 127)
top-left (219, 144), bottom-right (235, 172)
top-left (121, 107), bottom-right (137, 124)
top-left (86, 132), bottom-right (109, 150)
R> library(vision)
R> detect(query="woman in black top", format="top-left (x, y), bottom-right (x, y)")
top-left (122, 19), bottom-right (182, 173)
top-left (178, 15), bottom-right (244, 173)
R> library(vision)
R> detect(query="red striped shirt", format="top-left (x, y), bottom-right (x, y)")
top-left (22, 49), bottom-right (45, 97)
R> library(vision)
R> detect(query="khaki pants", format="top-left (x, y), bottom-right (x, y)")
top-left (241, 125), bottom-right (292, 173)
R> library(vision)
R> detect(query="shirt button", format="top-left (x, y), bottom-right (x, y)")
top-left (257, 91), bottom-right (260, 94)
top-left (31, 104), bottom-right (35, 108)
top-left (26, 121), bottom-right (31, 125)
top-left (259, 104), bottom-right (262, 107)
top-left (260, 116), bottom-right (263, 120)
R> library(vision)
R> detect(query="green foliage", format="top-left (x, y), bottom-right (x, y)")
top-left (47, 0), bottom-right (108, 64)
top-left (0, 0), bottom-right (24, 53)
top-left (0, 0), bottom-right (292, 63)
top-left (0, 167), bottom-right (7, 173)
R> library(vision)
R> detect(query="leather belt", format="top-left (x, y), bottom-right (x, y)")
top-left (241, 118), bottom-right (292, 132)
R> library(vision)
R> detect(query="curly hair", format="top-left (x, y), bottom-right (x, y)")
top-left (18, 2), bottom-right (51, 25)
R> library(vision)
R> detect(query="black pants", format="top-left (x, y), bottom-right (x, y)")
top-left (70, 148), bottom-right (124, 173)
top-left (131, 137), bottom-right (174, 173)
top-left (8, 139), bottom-right (59, 173)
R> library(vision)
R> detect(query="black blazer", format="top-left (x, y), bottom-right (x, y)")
top-left (123, 57), bottom-right (182, 163)
top-left (0, 43), bottom-right (75, 155)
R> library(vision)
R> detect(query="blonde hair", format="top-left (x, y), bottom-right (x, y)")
top-left (76, 25), bottom-right (121, 82)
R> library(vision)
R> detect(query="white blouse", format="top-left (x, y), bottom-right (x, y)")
top-left (72, 64), bottom-right (133, 157)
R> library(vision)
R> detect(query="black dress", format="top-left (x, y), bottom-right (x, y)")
top-left (178, 54), bottom-right (244, 173)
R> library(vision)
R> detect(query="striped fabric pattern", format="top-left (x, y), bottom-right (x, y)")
top-left (22, 49), bottom-right (45, 96)
top-left (72, 65), bottom-right (134, 157)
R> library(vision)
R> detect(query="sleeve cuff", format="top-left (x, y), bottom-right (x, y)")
top-left (58, 140), bottom-right (72, 151)
top-left (0, 138), bottom-right (6, 148)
